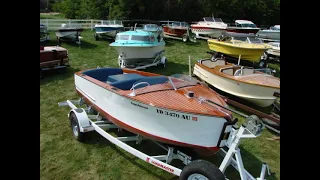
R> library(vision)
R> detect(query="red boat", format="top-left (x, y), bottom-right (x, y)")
top-left (40, 46), bottom-right (70, 77)
top-left (161, 21), bottom-right (195, 42)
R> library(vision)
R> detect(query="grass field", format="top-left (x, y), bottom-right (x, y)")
top-left (40, 29), bottom-right (280, 180)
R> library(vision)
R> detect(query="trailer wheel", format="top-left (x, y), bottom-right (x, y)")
top-left (57, 37), bottom-right (61, 45)
top-left (69, 112), bottom-right (86, 142)
top-left (259, 59), bottom-right (267, 68)
top-left (161, 57), bottom-right (167, 68)
top-left (94, 33), bottom-right (99, 41)
top-left (182, 35), bottom-right (188, 42)
top-left (180, 160), bottom-right (225, 180)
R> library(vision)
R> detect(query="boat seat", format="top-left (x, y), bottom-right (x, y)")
top-left (242, 69), bottom-right (254, 76)
top-left (133, 76), bottom-right (168, 89)
top-left (107, 73), bottom-right (144, 83)
top-left (201, 59), bottom-right (226, 68)
top-left (108, 74), bottom-right (145, 90)
top-left (222, 68), bottom-right (234, 75)
top-left (82, 68), bottom-right (123, 82)
top-left (234, 68), bottom-right (254, 76)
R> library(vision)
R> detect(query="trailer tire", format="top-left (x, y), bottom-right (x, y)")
top-left (180, 160), bottom-right (225, 180)
top-left (94, 33), bottom-right (99, 41)
top-left (182, 35), bottom-right (188, 42)
top-left (69, 112), bottom-right (86, 142)
top-left (57, 37), bottom-right (61, 45)
top-left (259, 59), bottom-right (267, 68)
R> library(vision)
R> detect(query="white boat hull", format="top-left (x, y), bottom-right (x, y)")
top-left (114, 45), bottom-right (165, 63)
top-left (74, 74), bottom-right (229, 149)
top-left (191, 28), bottom-right (226, 38)
top-left (96, 31), bottom-right (118, 38)
top-left (193, 65), bottom-right (280, 107)
top-left (55, 31), bottom-right (78, 39)
top-left (257, 30), bottom-right (280, 40)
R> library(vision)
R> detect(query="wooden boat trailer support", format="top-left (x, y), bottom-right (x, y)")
top-left (58, 99), bottom-right (273, 180)
top-left (118, 50), bottom-right (167, 70)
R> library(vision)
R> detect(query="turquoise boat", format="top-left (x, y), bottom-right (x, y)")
top-left (110, 30), bottom-right (166, 68)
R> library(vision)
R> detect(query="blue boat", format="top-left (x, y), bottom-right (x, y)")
top-left (94, 20), bottom-right (124, 40)
top-left (110, 30), bottom-right (166, 69)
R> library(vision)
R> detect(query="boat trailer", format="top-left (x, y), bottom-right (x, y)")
top-left (219, 95), bottom-right (280, 134)
top-left (57, 31), bottom-right (82, 47)
top-left (163, 28), bottom-right (197, 43)
top-left (58, 99), bottom-right (274, 180)
top-left (118, 50), bottom-right (167, 70)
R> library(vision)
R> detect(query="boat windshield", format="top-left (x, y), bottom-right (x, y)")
top-left (115, 34), bottom-right (130, 41)
top-left (131, 74), bottom-right (199, 96)
top-left (144, 24), bottom-right (159, 29)
top-left (171, 22), bottom-right (188, 27)
top-left (131, 35), bottom-right (152, 42)
top-left (247, 37), bottom-right (263, 44)
top-left (231, 36), bottom-right (263, 44)
top-left (204, 17), bottom-right (214, 22)
top-left (102, 20), bottom-right (122, 25)
top-left (234, 68), bottom-right (273, 76)
top-left (239, 23), bottom-right (257, 28)
top-left (213, 18), bottom-right (223, 22)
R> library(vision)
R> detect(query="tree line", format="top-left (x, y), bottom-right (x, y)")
top-left (50, 0), bottom-right (280, 26)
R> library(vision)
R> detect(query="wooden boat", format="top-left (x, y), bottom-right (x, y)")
top-left (193, 58), bottom-right (280, 107)
top-left (161, 21), bottom-right (195, 42)
top-left (74, 67), bottom-right (235, 155)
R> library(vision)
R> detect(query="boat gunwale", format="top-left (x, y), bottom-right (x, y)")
top-left (75, 69), bottom-right (231, 118)
top-left (208, 39), bottom-right (269, 50)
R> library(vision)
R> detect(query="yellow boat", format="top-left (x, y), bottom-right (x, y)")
top-left (208, 32), bottom-right (271, 63)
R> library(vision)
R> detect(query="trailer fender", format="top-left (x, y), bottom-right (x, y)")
top-left (68, 108), bottom-right (92, 132)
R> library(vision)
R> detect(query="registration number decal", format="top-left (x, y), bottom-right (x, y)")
top-left (156, 109), bottom-right (198, 121)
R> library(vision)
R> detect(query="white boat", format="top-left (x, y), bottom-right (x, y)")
top-left (257, 25), bottom-right (280, 41)
top-left (191, 17), bottom-right (228, 38)
top-left (140, 24), bottom-right (163, 36)
top-left (55, 24), bottom-right (83, 43)
top-left (94, 20), bottom-right (124, 40)
top-left (266, 42), bottom-right (280, 57)
top-left (109, 30), bottom-right (166, 68)
top-left (193, 58), bottom-right (280, 107)
top-left (227, 20), bottom-right (260, 34)
top-left (74, 67), bottom-right (233, 155)
top-left (59, 67), bottom-right (271, 180)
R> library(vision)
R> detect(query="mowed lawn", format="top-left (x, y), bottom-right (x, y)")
top-left (40, 30), bottom-right (280, 180)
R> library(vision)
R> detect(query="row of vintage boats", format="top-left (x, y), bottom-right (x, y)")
top-left (40, 17), bottom-right (280, 43)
